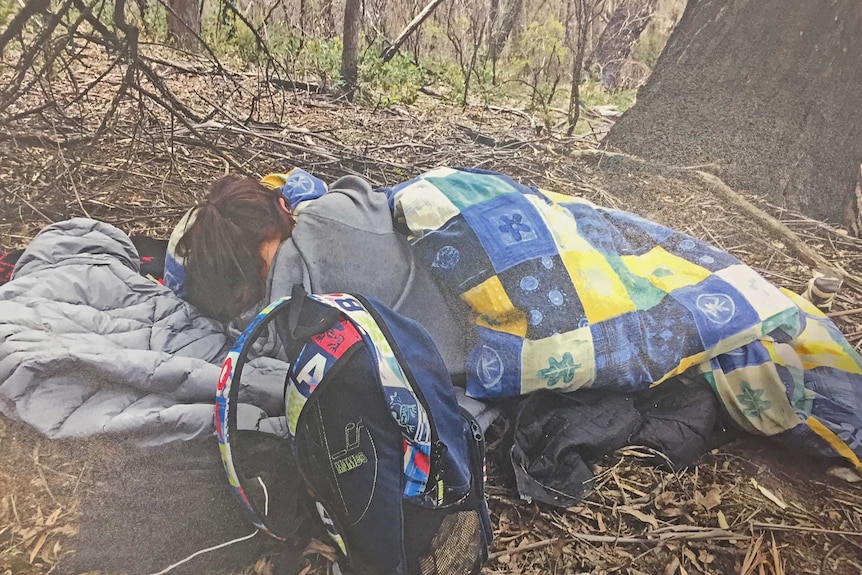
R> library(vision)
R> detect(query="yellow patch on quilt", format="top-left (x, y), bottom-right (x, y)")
top-left (526, 196), bottom-right (594, 253)
top-left (806, 417), bottom-right (862, 471)
top-left (561, 249), bottom-right (636, 322)
top-left (462, 276), bottom-right (528, 337)
top-left (793, 324), bottom-right (862, 374)
top-left (651, 350), bottom-right (714, 386)
top-left (620, 246), bottom-right (711, 293)
top-left (539, 189), bottom-right (594, 206)
top-left (520, 328), bottom-right (597, 394)
top-left (391, 179), bottom-right (460, 239)
top-left (782, 290), bottom-right (862, 374)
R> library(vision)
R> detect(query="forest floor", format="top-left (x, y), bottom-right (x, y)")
top-left (2, 47), bottom-right (862, 575)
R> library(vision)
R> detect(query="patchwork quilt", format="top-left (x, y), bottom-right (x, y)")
top-left (387, 168), bottom-right (862, 470)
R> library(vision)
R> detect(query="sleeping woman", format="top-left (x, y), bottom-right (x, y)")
top-left (166, 167), bottom-right (862, 472)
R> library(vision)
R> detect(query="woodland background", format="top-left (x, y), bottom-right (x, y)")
top-left (151, 0), bottom-right (678, 112)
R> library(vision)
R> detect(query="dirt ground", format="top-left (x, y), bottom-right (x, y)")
top-left (2, 48), bottom-right (862, 575)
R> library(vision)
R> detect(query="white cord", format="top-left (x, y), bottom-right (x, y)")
top-left (147, 478), bottom-right (271, 575)
top-left (146, 530), bottom-right (259, 575)
top-left (257, 475), bottom-right (270, 516)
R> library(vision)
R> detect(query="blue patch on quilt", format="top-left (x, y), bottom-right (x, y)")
top-left (669, 275), bottom-right (760, 350)
top-left (805, 366), bottom-right (862, 415)
top-left (600, 211), bottom-right (665, 256)
top-left (776, 424), bottom-right (842, 459)
top-left (461, 193), bottom-right (558, 273)
top-left (711, 340), bottom-right (774, 374)
top-left (412, 214), bottom-right (495, 292)
top-left (589, 312), bottom-right (655, 391)
top-left (497, 255), bottom-right (584, 339)
top-left (661, 232), bottom-right (740, 272)
top-left (561, 201), bottom-right (618, 254)
top-left (636, 297), bottom-right (704, 380)
top-left (605, 209), bottom-right (676, 245)
top-left (467, 328), bottom-right (523, 398)
top-left (775, 362), bottom-right (809, 413)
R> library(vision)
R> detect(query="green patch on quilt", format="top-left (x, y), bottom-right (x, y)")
top-left (783, 363), bottom-right (813, 415)
top-left (603, 254), bottom-right (666, 310)
top-left (760, 306), bottom-right (803, 340)
top-left (425, 173), bottom-right (517, 211)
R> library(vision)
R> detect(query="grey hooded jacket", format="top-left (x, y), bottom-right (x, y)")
top-left (0, 218), bottom-right (288, 445)
top-left (260, 177), bottom-right (498, 430)
top-left (264, 175), bottom-right (473, 377)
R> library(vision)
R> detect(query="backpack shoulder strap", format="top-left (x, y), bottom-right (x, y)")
top-left (216, 295), bottom-right (296, 539)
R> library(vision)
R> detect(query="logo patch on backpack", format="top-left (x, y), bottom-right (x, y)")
top-left (331, 420), bottom-right (370, 474)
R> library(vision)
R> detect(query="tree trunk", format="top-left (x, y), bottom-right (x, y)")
top-left (166, 0), bottom-right (201, 51)
top-left (341, 0), bottom-right (362, 98)
top-left (299, 0), bottom-right (307, 45)
top-left (567, 0), bottom-right (604, 136)
top-left (380, 0), bottom-right (448, 62)
top-left (322, 0), bottom-right (336, 39)
top-left (567, 46), bottom-right (584, 136)
top-left (489, 0), bottom-right (522, 62)
top-left (589, 0), bottom-right (658, 90)
top-left (604, 0), bottom-right (862, 223)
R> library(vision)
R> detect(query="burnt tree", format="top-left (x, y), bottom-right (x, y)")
top-left (489, 0), bottom-right (522, 77)
top-left (566, 0), bottom-right (605, 135)
top-left (341, 0), bottom-right (362, 98)
top-left (605, 0), bottom-right (862, 224)
top-left (589, 0), bottom-right (658, 90)
top-left (166, 0), bottom-right (201, 51)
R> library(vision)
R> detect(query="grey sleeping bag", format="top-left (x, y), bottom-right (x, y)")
top-left (0, 218), bottom-right (289, 445)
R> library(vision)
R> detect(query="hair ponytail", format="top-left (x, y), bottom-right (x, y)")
top-left (176, 175), bottom-right (295, 321)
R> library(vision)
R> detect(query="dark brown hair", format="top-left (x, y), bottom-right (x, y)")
top-left (176, 175), bottom-right (295, 321)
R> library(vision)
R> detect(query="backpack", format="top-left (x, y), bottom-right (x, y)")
top-left (216, 285), bottom-right (492, 575)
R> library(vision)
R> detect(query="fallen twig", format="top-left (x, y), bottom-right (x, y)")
top-left (488, 538), bottom-right (558, 560)
top-left (827, 306), bottom-right (862, 318)
top-left (750, 522), bottom-right (862, 537)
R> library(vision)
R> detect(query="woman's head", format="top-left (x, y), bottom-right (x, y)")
top-left (168, 175), bottom-right (295, 321)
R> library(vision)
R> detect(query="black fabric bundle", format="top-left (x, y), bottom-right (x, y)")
top-left (509, 376), bottom-right (740, 507)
